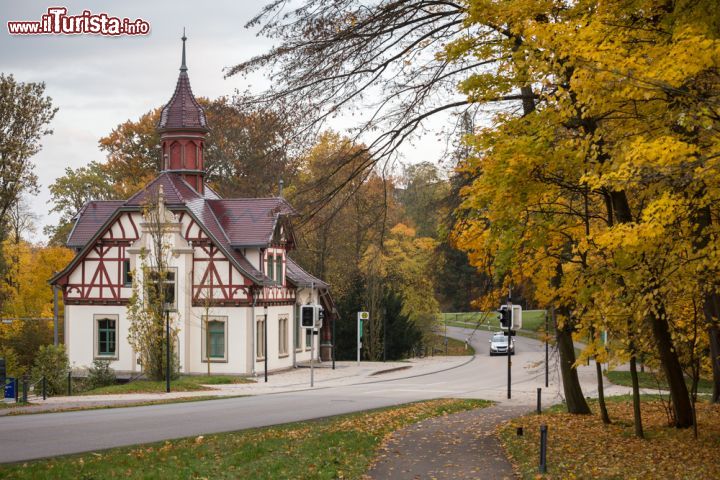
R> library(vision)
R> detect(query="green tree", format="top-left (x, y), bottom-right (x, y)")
top-left (126, 191), bottom-right (179, 381)
top-left (30, 344), bottom-right (69, 396)
top-left (0, 74), bottom-right (56, 311)
top-left (45, 161), bottom-right (116, 245)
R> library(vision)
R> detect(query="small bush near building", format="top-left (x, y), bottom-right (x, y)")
top-left (87, 359), bottom-right (116, 389)
top-left (30, 344), bottom-right (69, 396)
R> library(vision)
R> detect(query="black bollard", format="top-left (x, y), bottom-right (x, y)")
top-left (42, 376), bottom-right (47, 400)
top-left (539, 424), bottom-right (548, 473)
top-left (516, 426), bottom-right (524, 436)
top-left (14, 378), bottom-right (18, 403)
top-left (537, 387), bottom-right (542, 414)
top-left (67, 371), bottom-right (72, 396)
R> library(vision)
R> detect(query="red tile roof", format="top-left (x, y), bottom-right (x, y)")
top-left (286, 257), bottom-right (328, 288)
top-left (208, 198), bottom-right (296, 247)
top-left (125, 172), bottom-right (201, 206)
top-left (66, 200), bottom-right (125, 248)
top-left (64, 175), bottom-right (309, 287)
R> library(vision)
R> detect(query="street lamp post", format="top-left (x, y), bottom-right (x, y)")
top-left (165, 306), bottom-right (171, 393)
top-left (507, 294), bottom-right (512, 400)
top-left (264, 305), bottom-right (268, 383)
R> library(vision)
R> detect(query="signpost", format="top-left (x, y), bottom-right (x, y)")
top-left (357, 312), bottom-right (368, 366)
top-left (301, 304), bottom-right (323, 387)
top-left (500, 298), bottom-right (522, 399)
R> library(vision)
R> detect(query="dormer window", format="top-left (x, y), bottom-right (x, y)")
top-left (266, 252), bottom-right (284, 284)
top-left (275, 254), bottom-right (283, 284)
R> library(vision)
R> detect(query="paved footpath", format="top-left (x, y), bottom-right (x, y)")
top-left (366, 404), bottom-right (529, 480)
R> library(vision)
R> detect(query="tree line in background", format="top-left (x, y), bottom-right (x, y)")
top-left (227, 0), bottom-right (720, 436)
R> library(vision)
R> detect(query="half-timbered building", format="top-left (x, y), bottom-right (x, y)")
top-left (50, 37), bottom-right (336, 377)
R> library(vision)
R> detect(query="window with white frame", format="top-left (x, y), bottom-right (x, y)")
top-left (274, 254), bottom-right (283, 284)
top-left (94, 314), bottom-right (118, 360)
top-left (266, 253), bottom-right (274, 282)
top-left (256, 316), bottom-right (266, 359)
top-left (202, 316), bottom-right (228, 362)
top-left (278, 314), bottom-right (289, 356)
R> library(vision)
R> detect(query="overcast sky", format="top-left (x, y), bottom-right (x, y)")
top-left (2, 1), bottom-right (452, 242)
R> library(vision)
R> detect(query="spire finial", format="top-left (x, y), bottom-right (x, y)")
top-left (180, 28), bottom-right (187, 72)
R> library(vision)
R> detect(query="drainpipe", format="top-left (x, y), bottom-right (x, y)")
top-left (53, 285), bottom-right (59, 346)
top-left (292, 302), bottom-right (297, 368)
top-left (251, 289), bottom-right (257, 376)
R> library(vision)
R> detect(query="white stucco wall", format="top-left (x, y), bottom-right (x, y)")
top-left (65, 305), bottom-right (135, 373)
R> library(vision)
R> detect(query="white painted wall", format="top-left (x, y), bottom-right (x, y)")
top-left (187, 306), bottom-right (248, 375)
top-left (65, 305), bottom-right (135, 373)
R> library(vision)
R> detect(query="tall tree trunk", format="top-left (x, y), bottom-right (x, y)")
top-left (710, 325), bottom-right (720, 404)
top-left (645, 305), bottom-right (694, 428)
top-left (692, 205), bottom-right (720, 403)
top-left (595, 356), bottom-right (611, 424)
top-left (556, 315), bottom-right (591, 414)
top-left (629, 352), bottom-right (644, 439)
top-left (611, 189), bottom-right (693, 426)
top-left (590, 326), bottom-right (610, 424)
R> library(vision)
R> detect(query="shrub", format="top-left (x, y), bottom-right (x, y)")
top-left (31, 344), bottom-right (69, 396)
top-left (87, 359), bottom-right (116, 389)
top-left (0, 346), bottom-right (25, 378)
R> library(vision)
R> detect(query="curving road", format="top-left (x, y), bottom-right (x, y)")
top-left (0, 327), bottom-right (607, 463)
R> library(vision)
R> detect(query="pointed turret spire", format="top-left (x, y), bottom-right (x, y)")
top-left (157, 31), bottom-right (207, 132)
top-left (180, 28), bottom-right (187, 72)
top-left (157, 30), bottom-right (209, 194)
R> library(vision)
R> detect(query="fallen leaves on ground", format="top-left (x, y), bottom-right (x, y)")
top-left (501, 399), bottom-right (720, 479)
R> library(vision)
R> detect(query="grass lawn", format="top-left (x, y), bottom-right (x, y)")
top-left (0, 398), bottom-right (490, 479)
top-left (0, 401), bottom-right (28, 409)
top-left (2, 395), bottom-right (249, 417)
top-left (429, 334), bottom-right (476, 356)
top-left (80, 375), bottom-right (254, 395)
top-left (606, 370), bottom-right (714, 395)
top-left (500, 396), bottom-right (720, 479)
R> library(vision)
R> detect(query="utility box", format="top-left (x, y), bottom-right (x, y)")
top-left (4, 377), bottom-right (15, 401)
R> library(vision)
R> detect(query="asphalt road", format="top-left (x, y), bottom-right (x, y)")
top-left (0, 327), bottom-right (576, 463)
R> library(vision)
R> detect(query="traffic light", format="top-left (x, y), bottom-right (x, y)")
top-left (301, 305), bottom-right (324, 328)
top-left (301, 305), bottom-right (315, 328)
top-left (498, 306), bottom-right (511, 329)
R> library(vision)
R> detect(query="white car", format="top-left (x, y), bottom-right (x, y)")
top-left (489, 332), bottom-right (515, 356)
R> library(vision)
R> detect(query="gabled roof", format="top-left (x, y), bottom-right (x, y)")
top-left (61, 174), bottom-right (305, 288)
top-left (67, 175), bottom-right (299, 251)
top-left (66, 200), bottom-right (125, 248)
top-left (125, 172), bottom-right (201, 206)
top-left (286, 257), bottom-right (328, 289)
top-left (208, 198), bottom-right (297, 247)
